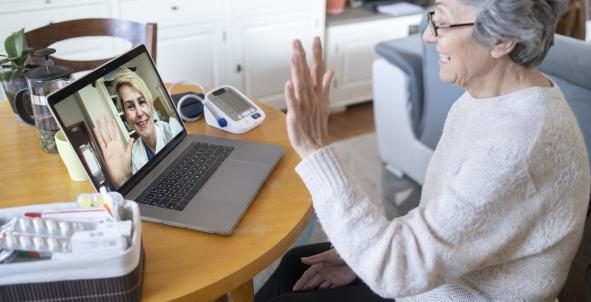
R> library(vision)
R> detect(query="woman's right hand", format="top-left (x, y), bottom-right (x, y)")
top-left (93, 116), bottom-right (134, 188)
top-left (293, 248), bottom-right (357, 291)
top-left (285, 37), bottom-right (334, 159)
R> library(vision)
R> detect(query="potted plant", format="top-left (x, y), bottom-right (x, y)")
top-left (0, 28), bottom-right (33, 120)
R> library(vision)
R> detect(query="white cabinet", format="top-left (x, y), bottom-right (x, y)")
top-left (119, 0), bottom-right (226, 87)
top-left (0, 0), bottom-right (325, 108)
top-left (228, 11), bottom-right (324, 108)
top-left (326, 11), bottom-right (422, 108)
top-left (119, 0), bottom-right (324, 108)
top-left (157, 22), bottom-right (225, 86)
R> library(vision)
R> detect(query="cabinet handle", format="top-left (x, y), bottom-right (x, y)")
top-left (171, 5), bottom-right (179, 11)
top-left (236, 64), bottom-right (242, 73)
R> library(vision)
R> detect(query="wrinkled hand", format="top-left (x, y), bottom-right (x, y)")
top-left (93, 116), bottom-right (134, 188)
top-left (293, 248), bottom-right (357, 291)
top-left (285, 37), bottom-right (335, 159)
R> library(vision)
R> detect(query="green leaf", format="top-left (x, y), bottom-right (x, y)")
top-left (0, 56), bottom-right (18, 62)
top-left (1, 62), bottom-right (19, 69)
top-left (14, 47), bottom-right (33, 66)
top-left (4, 28), bottom-right (25, 58)
top-left (7, 68), bottom-right (23, 81)
top-left (0, 71), bottom-right (12, 82)
top-left (15, 55), bottom-right (27, 67)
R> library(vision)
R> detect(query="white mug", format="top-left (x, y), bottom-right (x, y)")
top-left (55, 130), bottom-right (88, 182)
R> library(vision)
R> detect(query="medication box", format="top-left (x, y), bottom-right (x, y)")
top-left (0, 201), bottom-right (143, 302)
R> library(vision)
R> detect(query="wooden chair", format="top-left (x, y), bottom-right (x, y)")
top-left (24, 18), bottom-right (157, 73)
top-left (556, 0), bottom-right (587, 40)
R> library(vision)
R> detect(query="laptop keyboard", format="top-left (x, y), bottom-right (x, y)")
top-left (136, 142), bottom-right (234, 211)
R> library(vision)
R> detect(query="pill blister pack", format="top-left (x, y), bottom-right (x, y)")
top-left (0, 217), bottom-right (96, 253)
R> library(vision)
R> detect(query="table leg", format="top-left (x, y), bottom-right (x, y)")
top-left (229, 279), bottom-right (254, 302)
top-left (213, 294), bottom-right (229, 302)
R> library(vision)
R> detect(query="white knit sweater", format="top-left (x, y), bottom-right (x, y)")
top-left (295, 83), bottom-right (590, 301)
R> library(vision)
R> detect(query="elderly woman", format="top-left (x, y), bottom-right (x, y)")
top-left (256, 0), bottom-right (590, 301)
top-left (94, 68), bottom-right (182, 188)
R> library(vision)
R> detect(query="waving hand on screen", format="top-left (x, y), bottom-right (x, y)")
top-left (93, 116), bottom-right (134, 188)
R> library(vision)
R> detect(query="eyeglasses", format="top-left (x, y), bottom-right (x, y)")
top-left (426, 11), bottom-right (475, 37)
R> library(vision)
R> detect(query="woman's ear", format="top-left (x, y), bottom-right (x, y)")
top-left (490, 39), bottom-right (517, 59)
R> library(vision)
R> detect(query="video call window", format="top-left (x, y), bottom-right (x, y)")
top-left (54, 53), bottom-right (183, 190)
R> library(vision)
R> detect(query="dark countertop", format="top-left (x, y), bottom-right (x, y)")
top-left (327, 8), bottom-right (391, 26)
top-left (326, 7), bottom-right (424, 27)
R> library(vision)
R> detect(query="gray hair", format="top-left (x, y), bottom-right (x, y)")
top-left (459, 0), bottom-right (569, 68)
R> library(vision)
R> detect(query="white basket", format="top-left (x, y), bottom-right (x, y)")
top-left (0, 201), bottom-right (144, 302)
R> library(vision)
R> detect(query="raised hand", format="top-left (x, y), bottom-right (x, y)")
top-left (293, 248), bottom-right (357, 291)
top-left (93, 116), bottom-right (134, 188)
top-left (285, 37), bottom-right (335, 159)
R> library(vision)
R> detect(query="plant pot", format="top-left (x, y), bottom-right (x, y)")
top-left (1, 76), bottom-right (34, 125)
top-left (1, 76), bottom-right (26, 113)
top-left (327, 0), bottom-right (347, 14)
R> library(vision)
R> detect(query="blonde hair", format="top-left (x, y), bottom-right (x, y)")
top-left (112, 67), bottom-right (154, 113)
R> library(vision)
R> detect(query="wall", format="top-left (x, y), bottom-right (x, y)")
top-left (54, 94), bottom-right (85, 127)
top-left (79, 84), bottom-right (114, 129)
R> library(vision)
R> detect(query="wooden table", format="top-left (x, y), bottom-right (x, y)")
top-left (0, 96), bottom-right (312, 301)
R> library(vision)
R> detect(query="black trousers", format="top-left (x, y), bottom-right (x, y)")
top-left (255, 242), bottom-right (395, 302)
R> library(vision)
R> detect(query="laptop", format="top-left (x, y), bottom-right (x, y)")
top-left (47, 45), bottom-right (284, 235)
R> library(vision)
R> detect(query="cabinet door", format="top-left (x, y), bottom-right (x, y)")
top-left (0, 0), bottom-right (113, 53)
top-left (327, 14), bottom-right (422, 108)
top-left (119, 0), bottom-right (223, 24)
top-left (229, 12), bottom-right (324, 109)
top-left (157, 22), bottom-right (224, 86)
top-left (120, 0), bottom-right (225, 86)
top-left (230, 0), bottom-right (319, 16)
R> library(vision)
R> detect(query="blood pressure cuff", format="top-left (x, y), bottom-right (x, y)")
top-left (171, 92), bottom-right (204, 121)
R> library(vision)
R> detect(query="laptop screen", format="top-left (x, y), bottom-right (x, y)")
top-left (50, 48), bottom-right (185, 192)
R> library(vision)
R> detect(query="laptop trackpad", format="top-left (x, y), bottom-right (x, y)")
top-left (198, 160), bottom-right (269, 204)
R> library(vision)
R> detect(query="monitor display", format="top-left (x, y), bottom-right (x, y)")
top-left (52, 51), bottom-right (184, 191)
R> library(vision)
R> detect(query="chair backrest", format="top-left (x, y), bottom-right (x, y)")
top-left (25, 18), bottom-right (157, 73)
top-left (419, 42), bottom-right (463, 149)
top-left (417, 17), bottom-right (463, 150)
top-left (419, 33), bottom-right (591, 159)
top-left (539, 35), bottom-right (591, 167)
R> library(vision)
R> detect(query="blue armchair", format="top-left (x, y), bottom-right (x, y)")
top-left (373, 33), bottom-right (591, 185)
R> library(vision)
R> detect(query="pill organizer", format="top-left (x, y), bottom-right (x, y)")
top-left (0, 199), bottom-right (144, 302)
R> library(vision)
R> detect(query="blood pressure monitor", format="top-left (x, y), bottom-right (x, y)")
top-left (203, 85), bottom-right (265, 134)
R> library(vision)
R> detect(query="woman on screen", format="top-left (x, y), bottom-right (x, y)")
top-left (94, 68), bottom-right (182, 188)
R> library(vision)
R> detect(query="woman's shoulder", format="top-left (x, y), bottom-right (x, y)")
top-left (155, 117), bottom-right (183, 138)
